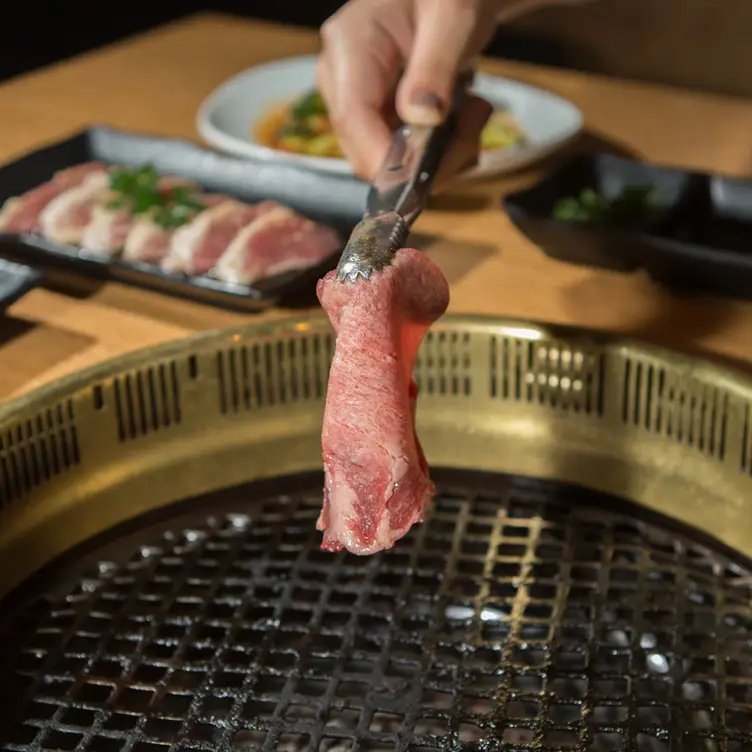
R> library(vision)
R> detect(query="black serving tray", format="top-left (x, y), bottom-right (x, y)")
top-left (643, 175), bottom-right (752, 299)
top-left (0, 126), bottom-right (367, 311)
top-left (504, 151), bottom-right (752, 301)
top-left (503, 152), bottom-right (703, 272)
top-left (0, 258), bottom-right (42, 312)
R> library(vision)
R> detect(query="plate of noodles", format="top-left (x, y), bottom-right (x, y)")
top-left (197, 54), bottom-right (583, 180)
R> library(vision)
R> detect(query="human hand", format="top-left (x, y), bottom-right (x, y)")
top-left (317, 0), bottom-right (508, 180)
top-left (317, 0), bottom-right (596, 181)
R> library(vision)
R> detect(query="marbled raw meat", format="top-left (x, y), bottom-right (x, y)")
top-left (0, 162), bottom-right (106, 233)
top-left (214, 205), bottom-right (341, 285)
top-left (81, 203), bottom-right (133, 256)
top-left (316, 247), bottom-right (449, 555)
top-left (122, 217), bottom-right (173, 264)
top-left (38, 171), bottom-right (111, 245)
top-left (162, 200), bottom-right (271, 275)
top-left (122, 193), bottom-right (228, 264)
top-left (81, 177), bottom-right (198, 257)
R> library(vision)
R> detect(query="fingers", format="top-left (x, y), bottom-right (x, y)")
top-left (396, 0), bottom-right (498, 126)
top-left (318, 0), bottom-right (498, 180)
top-left (318, 5), bottom-right (401, 179)
top-left (433, 94), bottom-right (493, 189)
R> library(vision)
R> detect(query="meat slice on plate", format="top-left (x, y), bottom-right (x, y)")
top-left (81, 203), bottom-right (134, 256)
top-left (122, 217), bottom-right (173, 264)
top-left (316, 248), bottom-right (450, 555)
top-left (0, 162), bottom-right (106, 234)
top-left (122, 193), bottom-right (227, 265)
top-left (162, 199), bottom-right (276, 275)
top-left (81, 177), bottom-right (198, 258)
top-left (214, 206), bottom-right (342, 285)
top-left (38, 171), bottom-right (112, 245)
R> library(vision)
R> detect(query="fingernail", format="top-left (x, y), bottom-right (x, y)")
top-left (403, 91), bottom-right (444, 126)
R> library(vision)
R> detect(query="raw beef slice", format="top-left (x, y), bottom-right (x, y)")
top-left (82, 176), bottom-right (197, 256)
top-left (123, 194), bottom-right (229, 264)
top-left (214, 205), bottom-right (341, 285)
top-left (38, 171), bottom-right (111, 245)
top-left (0, 162), bottom-right (106, 233)
top-left (122, 217), bottom-right (174, 264)
top-left (163, 200), bottom-right (262, 275)
top-left (316, 247), bottom-right (450, 555)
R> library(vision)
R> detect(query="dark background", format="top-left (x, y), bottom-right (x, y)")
top-left (0, 0), bottom-right (568, 84)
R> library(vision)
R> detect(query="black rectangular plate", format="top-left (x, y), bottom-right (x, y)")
top-left (0, 126), bottom-right (367, 311)
top-left (503, 152), bottom-right (702, 273)
top-left (0, 258), bottom-right (42, 312)
top-left (642, 175), bottom-right (752, 300)
top-left (503, 151), bottom-right (752, 301)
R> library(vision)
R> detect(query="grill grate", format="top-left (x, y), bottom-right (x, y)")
top-left (0, 471), bottom-right (751, 752)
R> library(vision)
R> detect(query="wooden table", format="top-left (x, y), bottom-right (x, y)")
top-left (2, 12), bottom-right (752, 401)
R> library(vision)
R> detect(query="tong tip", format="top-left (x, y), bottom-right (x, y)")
top-left (336, 214), bottom-right (409, 283)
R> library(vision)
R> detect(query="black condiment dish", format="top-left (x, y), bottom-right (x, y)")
top-left (503, 152), bottom-right (703, 273)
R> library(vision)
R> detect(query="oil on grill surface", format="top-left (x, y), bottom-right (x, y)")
top-left (0, 473), bottom-right (751, 752)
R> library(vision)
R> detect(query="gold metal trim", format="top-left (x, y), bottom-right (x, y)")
top-left (1, 313), bottom-right (750, 598)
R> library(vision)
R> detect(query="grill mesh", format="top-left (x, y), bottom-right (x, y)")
top-left (0, 471), bottom-right (751, 752)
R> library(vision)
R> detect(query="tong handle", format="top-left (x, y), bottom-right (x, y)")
top-left (335, 71), bottom-right (475, 282)
top-left (365, 70), bottom-right (474, 229)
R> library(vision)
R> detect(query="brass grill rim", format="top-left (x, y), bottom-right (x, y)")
top-left (0, 311), bottom-right (752, 601)
top-left (0, 313), bottom-right (751, 750)
top-left (3, 312), bottom-right (752, 427)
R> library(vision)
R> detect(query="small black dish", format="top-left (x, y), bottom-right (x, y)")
top-left (643, 176), bottom-right (752, 300)
top-left (0, 126), bottom-right (366, 312)
top-left (0, 258), bottom-right (42, 312)
top-left (503, 152), bottom-right (703, 272)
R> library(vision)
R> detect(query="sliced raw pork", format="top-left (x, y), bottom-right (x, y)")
top-left (81, 177), bottom-right (198, 257)
top-left (214, 206), bottom-right (342, 285)
top-left (0, 162), bottom-right (106, 233)
top-left (316, 248), bottom-right (450, 555)
top-left (122, 217), bottom-right (174, 264)
top-left (38, 171), bottom-right (111, 245)
top-left (162, 200), bottom-right (274, 275)
top-left (81, 203), bottom-right (133, 256)
top-left (122, 193), bottom-right (227, 265)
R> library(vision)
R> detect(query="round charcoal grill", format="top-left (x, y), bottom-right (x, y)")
top-left (0, 316), bottom-right (751, 752)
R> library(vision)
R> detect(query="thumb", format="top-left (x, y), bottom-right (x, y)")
top-left (395, 0), bottom-right (497, 126)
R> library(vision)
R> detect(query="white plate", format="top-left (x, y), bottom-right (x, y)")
top-left (197, 54), bottom-right (583, 180)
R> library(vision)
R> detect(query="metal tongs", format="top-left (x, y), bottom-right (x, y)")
top-left (336, 72), bottom-right (474, 282)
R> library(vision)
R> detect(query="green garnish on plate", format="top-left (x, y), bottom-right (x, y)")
top-left (290, 89), bottom-right (327, 121)
top-left (553, 183), bottom-right (656, 225)
top-left (108, 164), bottom-right (206, 230)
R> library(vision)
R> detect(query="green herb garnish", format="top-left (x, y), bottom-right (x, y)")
top-left (290, 89), bottom-right (327, 120)
top-left (107, 164), bottom-right (205, 229)
top-left (277, 89), bottom-right (329, 140)
top-left (553, 183), bottom-right (656, 226)
top-left (279, 120), bottom-right (317, 140)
